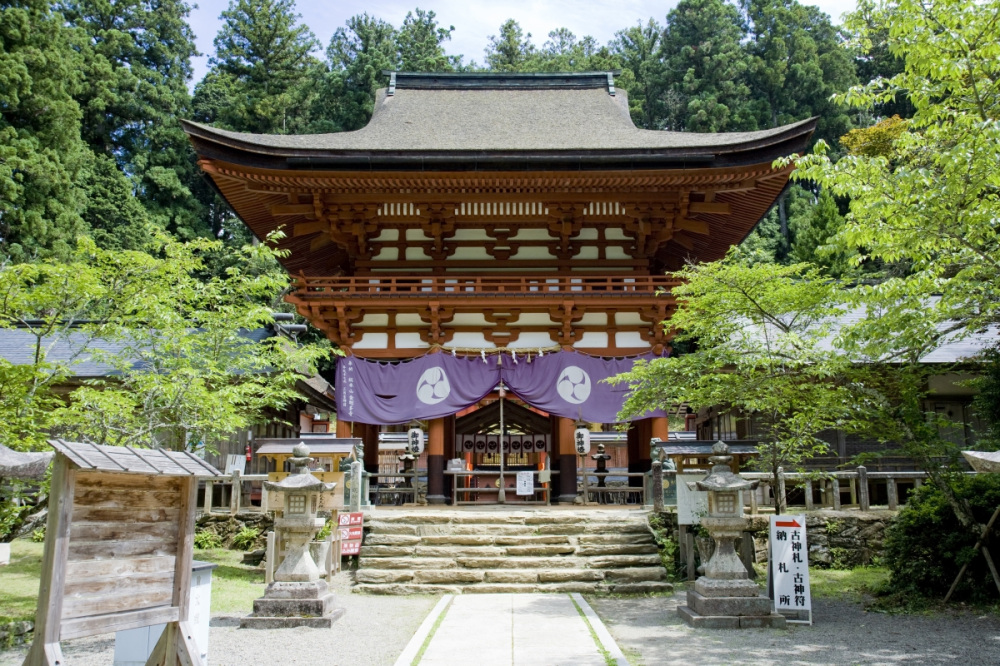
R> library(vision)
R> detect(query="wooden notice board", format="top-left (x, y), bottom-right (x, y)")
top-left (23, 439), bottom-right (223, 666)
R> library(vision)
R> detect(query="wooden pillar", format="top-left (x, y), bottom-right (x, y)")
top-left (857, 466), bottom-right (870, 511)
top-left (443, 415), bottom-right (455, 501)
top-left (650, 416), bottom-right (669, 444)
top-left (556, 417), bottom-right (578, 503)
top-left (887, 477), bottom-right (899, 511)
top-left (427, 417), bottom-right (447, 504)
top-left (336, 419), bottom-right (352, 438)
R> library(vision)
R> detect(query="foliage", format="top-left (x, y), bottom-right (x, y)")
top-left (0, 0), bottom-right (90, 262)
top-left (791, 0), bottom-right (1000, 337)
top-left (612, 255), bottom-right (852, 506)
top-left (199, 0), bottom-right (319, 135)
top-left (231, 525), bottom-right (261, 551)
top-left (57, 234), bottom-right (333, 452)
top-left (971, 345), bottom-right (1000, 447)
top-left (0, 540), bottom-right (43, 624)
top-left (194, 529), bottom-right (223, 550)
top-left (29, 527), bottom-right (44, 542)
top-left (658, 0), bottom-right (755, 132)
top-left (647, 513), bottom-right (682, 580)
top-left (879, 474), bottom-right (1000, 603)
top-left (788, 189), bottom-right (853, 275)
top-left (809, 565), bottom-right (889, 602)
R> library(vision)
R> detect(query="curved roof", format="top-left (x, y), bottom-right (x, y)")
top-left (182, 72), bottom-right (816, 171)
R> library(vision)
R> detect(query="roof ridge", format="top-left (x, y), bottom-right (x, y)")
top-left (383, 71), bottom-right (621, 91)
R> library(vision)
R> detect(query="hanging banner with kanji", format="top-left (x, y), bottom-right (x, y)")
top-left (770, 514), bottom-right (812, 624)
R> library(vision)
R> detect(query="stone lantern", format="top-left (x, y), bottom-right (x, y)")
top-left (242, 443), bottom-right (344, 628)
top-left (591, 443), bottom-right (611, 488)
top-left (678, 441), bottom-right (786, 629)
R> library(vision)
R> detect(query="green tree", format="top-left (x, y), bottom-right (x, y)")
top-left (397, 8), bottom-right (458, 72)
top-left (60, 0), bottom-right (205, 238)
top-left (60, 235), bottom-right (332, 451)
top-left (611, 20), bottom-right (665, 129)
top-left (81, 154), bottom-right (156, 252)
top-left (201, 0), bottom-right (320, 134)
top-left (659, 0), bottom-right (755, 132)
top-left (0, 0), bottom-right (89, 262)
top-left (613, 256), bottom-right (852, 503)
top-left (484, 19), bottom-right (536, 71)
top-left (320, 14), bottom-right (398, 131)
top-left (788, 188), bottom-right (853, 275)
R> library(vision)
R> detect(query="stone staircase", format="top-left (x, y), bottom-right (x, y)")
top-left (353, 509), bottom-right (673, 594)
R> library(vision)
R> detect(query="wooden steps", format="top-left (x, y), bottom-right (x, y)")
top-left (353, 509), bottom-right (673, 595)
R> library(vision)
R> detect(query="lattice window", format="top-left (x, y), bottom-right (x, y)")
top-left (288, 494), bottom-right (306, 514)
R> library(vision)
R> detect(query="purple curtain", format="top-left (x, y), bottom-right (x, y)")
top-left (336, 351), bottom-right (666, 424)
top-left (336, 354), bottom-right (499, 424)
top-left (501, 351), bottom-right (667, 422)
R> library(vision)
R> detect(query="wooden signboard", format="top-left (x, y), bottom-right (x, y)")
top-left (24, 439), bottom-right (223, 666)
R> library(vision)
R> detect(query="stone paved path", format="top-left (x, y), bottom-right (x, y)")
top-left (409, 593), bottom-right (620, 666)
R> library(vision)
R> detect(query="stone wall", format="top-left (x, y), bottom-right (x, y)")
top-left (195, 512), bottom-right (273, 550)
top-left (656, 508), bottom-right (896, 570)
top-left (745, 509), bottom-right (894, 568)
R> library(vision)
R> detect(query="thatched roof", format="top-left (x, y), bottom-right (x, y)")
top-left (182, 72), bottom-right (817, 171)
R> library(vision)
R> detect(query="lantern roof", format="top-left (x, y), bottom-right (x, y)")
top-left (694, 441), bottom-right (758, 493)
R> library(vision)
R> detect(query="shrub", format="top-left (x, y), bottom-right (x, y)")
top-left (231, 526), bottom-right (261, 551)
top-left (880, 474), bottom-right (1000, 604)
top-left (30, 527), bottom-right (45, 543)
top-left (194, 529), bottom-right (223, 550)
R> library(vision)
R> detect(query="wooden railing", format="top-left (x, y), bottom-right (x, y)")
top-left (293, 274), bottom-right (682, 298)
top-left (580, 471), bottom-right (647, 505)
top-left (741, 467), bottom-right (937, 513)
top-left (201, 470), bottom-right (269, 515)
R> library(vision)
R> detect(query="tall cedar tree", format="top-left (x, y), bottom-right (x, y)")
top-left (0, 0), bottom-right (89, 261)
top-left (60, 0), bottom-right (207, 240)
top-left (659, 0), bottom-right (755, 132)
top-left (611, 20), bottom-right (664, 129)
top-left (199, 0), bottom-right (319, 134)
top-left (321, 14), bottom-right (398, 132)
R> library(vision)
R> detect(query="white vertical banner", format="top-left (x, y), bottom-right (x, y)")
top-left (769, 514), bottom-right (812, 625)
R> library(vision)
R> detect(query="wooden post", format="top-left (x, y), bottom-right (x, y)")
top-left (740, 531), bottom-right (756, 580)
top-left (749, 485), bottom-right (758, 515)
top-left (580, 455), bottom-right (589, 505)
top-left (849, 476), bottom-right (858, 506)
top-left (777, 467), bottom-right (787, 514)
top-left (23, 456), bottom-right (75, 666)
top-left (229, 469), bottom-right (241, 515)
top-left (651, 459), bottom-right (663, 513)
top-left (831, 477), bottom-right (842, 510)
top-left (426, 417), bottom-right (446, 504)
top-left (265, 531), bottom-right (276, 585)
top-left (857, 466), bottom-right (870, 511)
top-left (804, 479), bottom-right (814, 511)
top-left (887, 477), bottom-right (899, 510)
top-left (685, 527), bottom-right (696, 581)
top-left (203, 480), bottom-right (214, 515)
top-left (914, 478), bottom-right (923, 490)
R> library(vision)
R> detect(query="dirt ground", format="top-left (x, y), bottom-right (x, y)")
top-left (589, 589), bottom-right (1000, 665)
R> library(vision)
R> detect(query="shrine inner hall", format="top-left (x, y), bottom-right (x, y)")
top-left (182, 71), bottom-right (815, 504)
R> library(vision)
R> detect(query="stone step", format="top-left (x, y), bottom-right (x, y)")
top-left (355, 566), bottom-right (667, 586)
top-left (353, 580), bottom-right (675, 595)
top-left (358, 554), bottom-right (665, 571)
top-left (577, 533), bottom-right (654, 545)
top-left (574, 544), bottom-right (659, 556)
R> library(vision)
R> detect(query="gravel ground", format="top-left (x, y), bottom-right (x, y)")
top-left (4, 582), bottom-right (999, 665)
top-left (589, 589), bottom-right (1000, 665)
top-left (0, 572), bottom-right (439, 666)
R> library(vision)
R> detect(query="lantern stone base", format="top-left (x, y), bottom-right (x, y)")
top-left (678, 590), bottom-right (786, 629)
top-left (240, 580), bottom-right (345, 629)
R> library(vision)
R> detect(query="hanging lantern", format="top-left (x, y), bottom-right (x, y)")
top-left (407, 427), bottom-right (425, 455)
top-left (574, 424), bottom-right (591, 456)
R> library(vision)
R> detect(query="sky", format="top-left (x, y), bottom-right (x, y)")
top-left (186, 0), bottom-right (859, 84)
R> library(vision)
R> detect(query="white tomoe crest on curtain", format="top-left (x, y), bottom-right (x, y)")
top-left (416, 366), bottom-right (451, 405)
top-left (556, 366), bottom-right (592, 404)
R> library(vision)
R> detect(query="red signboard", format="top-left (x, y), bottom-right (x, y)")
top-left (338, 512), bottom-right (364, 557)
top-left (338, 512), bottom-right (364, 527)
top-left (339, 526), bottom-right (363, 541)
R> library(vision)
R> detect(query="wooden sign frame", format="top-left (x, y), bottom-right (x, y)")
top-left (24, 440), bottom-right (222, 666)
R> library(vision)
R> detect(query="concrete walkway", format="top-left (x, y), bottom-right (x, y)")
top-left (396, 593), bottom-right (626, 666)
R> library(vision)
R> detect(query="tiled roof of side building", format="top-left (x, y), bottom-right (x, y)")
top-left (181, 72), bottom-right (817, 167)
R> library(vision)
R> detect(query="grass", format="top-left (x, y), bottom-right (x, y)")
top-left (0, 541), bottom-right (44, 624)
top-left (809, 566), bottom-right (890, 603)
top-left (410, 596), bottom-right (452, 666)
top-left (570, 595), bottom-right (616, 666)
top-left (190, 548), bottom-right (265, 614)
